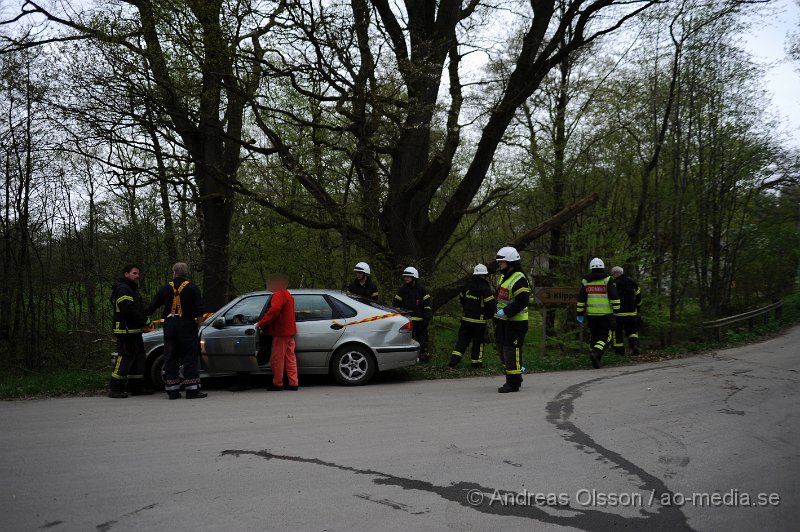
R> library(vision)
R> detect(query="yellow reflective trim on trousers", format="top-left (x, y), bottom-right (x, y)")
top-left (617, 311), bottom-right (638, 317)
top-left (476, 343), bottom-right (484, 363)
top-left (506, 346), bottom-right (522, 374)
top-left (411, 317), bottom-right (424, 321)
top-left (629, 333), bottom-right (639, 338)
top-left (114, 328), bottom-right (143, 334)
top-left (111, 355), bottom-right (124, 379)
top-left (462, 317), bottom-right (487, 324)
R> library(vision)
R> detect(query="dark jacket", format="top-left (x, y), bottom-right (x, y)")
top-left (615, 273), bottom-right (641, 316)
top-left (576, 271), bottom-right (620, 316)
top-left (348, 276), bottom-right (379, 300)
top-left (460, 276), bottom-right (496, 322)
top-left (394, 281), bottom-right (433, 322)
top-left (145, 277), bottom-right (204, 320)
top-left (256, 289), bottom-right (297, 337)
top-left (111, 278), bottom-right (148, 335)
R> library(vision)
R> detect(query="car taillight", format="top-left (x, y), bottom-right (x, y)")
top-left (399, 321), bottom-right (413, 333)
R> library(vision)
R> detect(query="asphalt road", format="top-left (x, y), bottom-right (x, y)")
top-left (2, 327), bottom-right (799, 532)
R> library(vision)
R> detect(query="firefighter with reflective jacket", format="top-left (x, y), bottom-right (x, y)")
top-left (448, 264), bottom-right (496, 369)
top-left (576, 258), bottom-right (621, 369)
top-left (394, 266), bottom-right (433, 361)
top-left (610, 266), bottom-right (642, 355)
top-left (145, 262), bottom-right (206, 399)
top-left (494, 247), bottom-right (531, 393)
top-left (348, 262), bottom-right (379, 300)
top-left (109, 264), bottom-right (155, 398)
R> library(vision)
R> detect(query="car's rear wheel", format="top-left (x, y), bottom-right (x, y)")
top-left (148, 350), bottom-right (166, 389)
top-left (331, 345), bottom-right (375, 386)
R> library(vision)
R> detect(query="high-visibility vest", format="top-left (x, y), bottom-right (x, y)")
top-left (496, 271), bottom-right (529, 321)
top-left (583, 276), bottom-right (613, 315)
top-left (169, 280), bottom-right (190, 316)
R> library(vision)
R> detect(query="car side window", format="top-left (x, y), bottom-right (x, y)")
top-left (294, 294), bottom-right (334, 322)
top-left (327, 295), bottom-right (358, 319)
top-left (223, 295), bottom-right (270, 325)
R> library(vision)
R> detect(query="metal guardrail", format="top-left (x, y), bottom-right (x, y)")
top-left (701, 299), bottom-right (783, 340)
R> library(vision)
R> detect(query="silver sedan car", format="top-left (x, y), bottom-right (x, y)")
top-left (140, 289), bottom-right (419, 386)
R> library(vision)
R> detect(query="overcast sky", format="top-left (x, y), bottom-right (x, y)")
top-left (744, 0), bottom-right (800, 148)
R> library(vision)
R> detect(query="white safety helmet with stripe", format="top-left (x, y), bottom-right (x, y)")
top-left (473, 264), bottom-right (489, 275)
top-left (496, 246), bottom-right (521, 262)
top-left (589, 257), bottom-right (605, 270)
top-left (402, 266), bottom-right (419, 278)
top-left (354, 262), bottom-right (371, 275)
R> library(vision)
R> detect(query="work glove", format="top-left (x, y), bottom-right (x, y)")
top-left (143, 318), bottom-right (154, 332)
top-left (576, 315), bottom-right (584, 324)
top-left (495, 309), bottom-right (505, 319)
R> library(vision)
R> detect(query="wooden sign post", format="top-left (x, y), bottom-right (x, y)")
top-left (532, 287), bottom-right (580, 353)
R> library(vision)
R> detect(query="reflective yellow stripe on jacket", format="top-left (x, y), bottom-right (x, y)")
top-left (113, 295), bottom-right (142, 334)
top-left (496, 271), bottom-right (529, 321)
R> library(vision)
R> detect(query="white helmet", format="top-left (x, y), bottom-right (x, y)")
top-left (496, 246), bottom-right (520, 262)
top-left (402, 266), bottom-right (419, 279)
top-left (590, 257), bottom-right (605, 270)
top-left (473, 264), bottom-right (489, 275)
top-left (354, 262), bottom-right (371, 275)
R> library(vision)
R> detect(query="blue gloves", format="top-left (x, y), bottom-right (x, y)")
top-left (495, 309), bottom-right (505, 318)
top-left (576, 315), bottom-right (584, 324)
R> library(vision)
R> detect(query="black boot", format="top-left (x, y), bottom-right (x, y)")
top-left (630, 340), bottom-right (640, 356)
top-left (498, 383), bottom-right (519, 393)
top-left (589, 349), bottom-right (601, 369)
top-left (128, 381), bottom-right (155, 396)
top-left (167, 391), bottom-right (181, 400)
top-left (471, 362), bottom-right (484, 369)
top-left (185, 390), bottom-right (207, 399)
top-left (498, 373), bottom-right (520, 393)
top-left (108, 379), bottom-right (127, 398)
top-left (447, 355), bottom-right (461, 368)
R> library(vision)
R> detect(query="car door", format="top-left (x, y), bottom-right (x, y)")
top-left (294, 293), bottom-right (346, 368)
top-left (200, 294), bottom-right (270, 372)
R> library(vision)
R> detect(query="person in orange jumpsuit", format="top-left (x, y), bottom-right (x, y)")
top-left (256, 274), bottom-right (298, 391)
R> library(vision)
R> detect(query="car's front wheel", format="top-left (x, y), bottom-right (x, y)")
top-left (148, 350), bottom-right (165, 389)
top-left (331, 345), bottom-right (376, 386)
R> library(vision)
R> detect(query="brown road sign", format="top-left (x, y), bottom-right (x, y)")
top-left (533, 287), bottom-right (579, 305)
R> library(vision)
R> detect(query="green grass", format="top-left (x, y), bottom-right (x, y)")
top-left (0, 370), bottom-right (108, 399)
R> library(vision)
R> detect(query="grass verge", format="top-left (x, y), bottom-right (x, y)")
top-left (0, 370), bottom-right (108, 400)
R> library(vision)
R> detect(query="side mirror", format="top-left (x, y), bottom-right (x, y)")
top-left (212, 317), bottom-right (226, 329)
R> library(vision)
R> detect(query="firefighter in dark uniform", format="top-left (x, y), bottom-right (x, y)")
top-left (109, 264), bottom-right (155, 398)
top-left (146, 262), bottom-right (206, 399)
top-left (448, 264), bottom-right (496, 369)
top-left (348, 262), bottom-right (379, 300)
top-left (394, 266), bottom-right (433, 361)
top-left (576, 257), bottom-right (620, 369)
top-left (494, 247), bottom-right (530, 393)
top-left (611, 266), bottom-right (642, 355)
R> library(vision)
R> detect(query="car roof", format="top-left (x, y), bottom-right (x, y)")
top-left (239, 289), bottom-right (350, 296)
